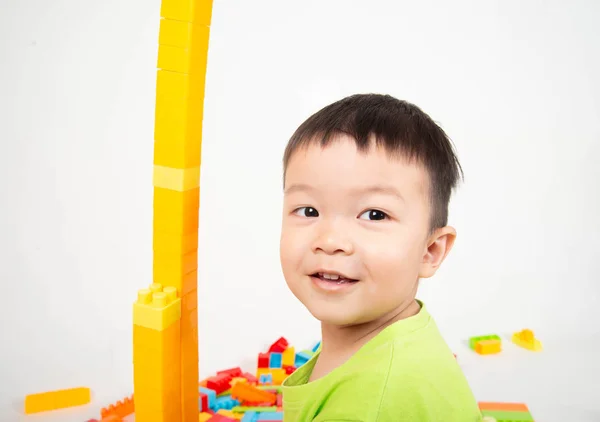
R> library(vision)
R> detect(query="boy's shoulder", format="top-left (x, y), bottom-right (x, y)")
top-left (283, 305), bottom-right (482, 421)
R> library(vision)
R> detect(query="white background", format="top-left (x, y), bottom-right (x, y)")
top-left (1, 0), bottom-right (599, 421)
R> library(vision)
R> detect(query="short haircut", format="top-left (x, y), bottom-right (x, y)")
top-left (282, 94), bottom-right (463, 231)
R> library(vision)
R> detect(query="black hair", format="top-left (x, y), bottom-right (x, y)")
top-left (283, 94), bottom-right (463, 230)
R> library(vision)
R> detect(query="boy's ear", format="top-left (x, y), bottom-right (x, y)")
top-left (419, 226), bottom-right (457, 279)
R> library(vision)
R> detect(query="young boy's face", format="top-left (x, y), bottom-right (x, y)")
top-left (280, 135), bottom-right (449, 326)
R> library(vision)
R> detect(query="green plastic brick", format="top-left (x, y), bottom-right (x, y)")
top-left (481, 409), bottom-right (534, 421)
top-left (469, 334), bottom-right (501, 350)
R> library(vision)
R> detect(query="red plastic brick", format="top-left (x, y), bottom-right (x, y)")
top-left (268, 337), bottom-right (289, 353)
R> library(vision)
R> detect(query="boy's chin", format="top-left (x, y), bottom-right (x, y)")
top-left (308, 306), bottom-right (367, 327)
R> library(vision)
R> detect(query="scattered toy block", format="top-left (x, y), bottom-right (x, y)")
top-left (257, 411), bottom-right (283, 421)
top-left (199, 392), bottom-right (209, 411)
top-left (100, 394), bottom-right (134, 420)
top-left (312, 341), bottom-right (321, 352)
top-left (269, 353), bottom-right (282, 368)
top-left (258, 353), bottom-right (270, 368)
top-left (25, 387), bottom-right (91, 414)
top-left (512, 329), bottom-right (542, 351)
top-left (268, 337), bottom-right (289, 353)
top-left (479, 402), bottom-right (529, 411)
top-left (475, 339), bottom-right (502, 355)
top-left (231, 381), bottom-right (277, 405)
top-left (282, 347), bottom-right (295, 366)
top-left (207, 374), bottom-right (233, 395)
top-left (199, 387), bottom-right (217, 409)
top-left (241, 412), bottom-right (258, 422)
top-left (199, 413), bottom-right (214, 422)
top-left (469, 334), bottom-right (501, 350)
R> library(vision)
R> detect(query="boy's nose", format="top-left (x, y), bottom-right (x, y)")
top-left (312, 229), bottom-right (354, 256)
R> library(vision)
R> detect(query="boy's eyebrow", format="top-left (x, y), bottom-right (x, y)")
top-left (284, 183), bottom-right (405, 203)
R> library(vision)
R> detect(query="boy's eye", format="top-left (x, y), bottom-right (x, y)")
top-left (358, 210), bottom-right (388, 221)
top-left (293, 207), bottom-right (319, 217)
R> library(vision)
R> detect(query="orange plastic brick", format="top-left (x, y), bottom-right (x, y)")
top-left (478, 402), bottom-right (529, 411)
top-left (25, 386), bottom-right (91, 414)
top-left (100, 395), bottom-right (134, 419)
top-left (231, 382), bottom-right (276, 405)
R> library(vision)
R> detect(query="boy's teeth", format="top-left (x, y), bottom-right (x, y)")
top-left (320, 273), bottom-right (340, 280)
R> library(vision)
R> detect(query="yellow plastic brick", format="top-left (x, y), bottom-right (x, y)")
top-left (154, 95), bottom-right (204, 169)
top-left (153, 187), bottom-right (200, 234)
top-left (512, 329), bottom-right (543, 351)
top-left (157, 20), bottom-right (210, 76)
top-left (133, 284), bottom-right (181, 331)
top-left (156, 69), bottom-right (204, 100)
top-left (153, 250), bottom-right (198, 288)
top-left (153, 165), bottom-right (200, 192)
top-left (475, 339), bottom-right (502, 355)
top-left (199, 412), bottom-right (213, 422)
top-left (25, 387), bottom-right (91, 414)
top-left (161, 0), bottom-right (213, 26)
top-left (282, 346), bottom-right (295, 367)
top-left (154, 229), bottom-right (198, 256)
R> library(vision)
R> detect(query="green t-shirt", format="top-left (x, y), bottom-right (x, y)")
top-left (282, 302), bottom-right (482, 422)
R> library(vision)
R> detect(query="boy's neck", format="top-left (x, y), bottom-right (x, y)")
top-left (310, 298), bottom-right (420, 382)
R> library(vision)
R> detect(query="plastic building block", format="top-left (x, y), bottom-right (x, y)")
top-left (283, 365), bottom-right (296, 375)
top-left (233, 406), bottom-right (278, 413)
top-left (479, 402), bottom-right (529, 411)
top-left (282, 347), bottom-right (295, 366)
top-left (100, 394), bottom-right (134, 419)
top-left (312, 341), bottom-right (321, 352)
top-left (153, 165), bottom-right (200, 192)
top-left (469, 334), bottom-right (501, 350)
top-left (207, 414), bottom-right (237, 422)
top-left (475, 339), bottom-right (502, 355)
top-left (242, 372), bottom-right (258, 384)
top-left (269, 353), bottom-right (282, 368)
top-left (133, 284), bottom-right (181, 331)
top-left (199, 392), bottom-right (209, 411)
top-left (214, 395), bottom-right (240, 411)
top-left (160, 0), bottom-right (214, 26)
top-left (257, 411), bottom-right (283, 421)
top-left (200, 387), bottom-right (217, 408)
top-left (295, 350), bottom-right (314, 367)
top-left (258, 353), bottom-right (270, 368)
top-left (268, 337), bottom-right (289, 353)
top-left (512, 329), bottom-right (542, 351)
top-left (480, 410), bottom-right (534, 421)
top-left (24, 387), bottom-right (91, 414)
top-left (207, 374), bottom-right (233, 395)
top-left (241, 412), bottom-right (259, 422)
top-left (231, 382), bottom-right (277, 405)
top-left (258, 373), bottom-right (272, 385)
top-left (478, 402), bottom-right (534, 421)
top-left (199, 413), bottom-right (214, 422)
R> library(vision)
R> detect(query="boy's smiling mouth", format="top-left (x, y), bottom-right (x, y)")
top-left (309, 270), bottom-right (359, 290)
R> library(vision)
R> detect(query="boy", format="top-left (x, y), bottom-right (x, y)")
top-left (279, 94), bottom-right (482, 421)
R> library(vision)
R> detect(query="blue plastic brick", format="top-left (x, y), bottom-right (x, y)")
top-left (199, 387), bottom-right (216, 408)
top-left (213, 395), bottom-right (240, 410)
top-left (259, 373), bottom-right (273, 384)
top-left (242, 411), bottom-right (259, 422)
top-left (312, 341), bottom-right (321, 352)
top-left (269, 352), bottom-right (282, 368)
top-left (257, 411), bottom-right (284, 421)
top-left (295, 350), bottom-right (313, 367)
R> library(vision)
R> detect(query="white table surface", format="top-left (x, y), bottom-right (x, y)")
top-left (2, 333), bottom-right (599, 422)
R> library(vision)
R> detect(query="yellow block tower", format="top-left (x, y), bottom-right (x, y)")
top-left (133, 0), bottom-right (214, 421)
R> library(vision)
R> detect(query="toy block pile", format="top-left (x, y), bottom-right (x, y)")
top-left (195, 337), bottom-right (320, 421)
top-left (479, 402), bottom-right (535, 421)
